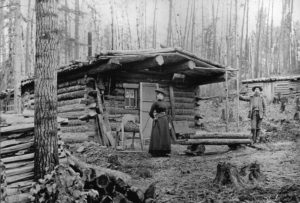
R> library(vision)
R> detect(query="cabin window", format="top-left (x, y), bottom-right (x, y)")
top-left (125, 88), bottom-right (138, 109)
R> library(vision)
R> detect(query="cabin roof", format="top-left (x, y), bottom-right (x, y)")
top-left (242, 75), bottom-right (300, 84)
top-left (22, 47), bottom-right (230, 88)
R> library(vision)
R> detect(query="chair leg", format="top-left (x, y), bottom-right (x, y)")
top-left (121, 123), bottom-right (125, 150)
top-left (131, 132), bottom-right (135, 149)
top-left (139, 131), bottom-right (144, 151)
top-left (115, 131), bottom-right (119, 149)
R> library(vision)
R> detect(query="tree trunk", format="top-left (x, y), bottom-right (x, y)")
top-left (25, 0), bottom-right (32, 77)
top-left (167, 0), bottom-right (173, 47)
top-left (254, 0), bottom-right (262, 78)
top-left (152, 0), bottom-right (158, 48)
top-left (74, 0), bottom-right (79, 59)
top-left (34, 0), bottom-right (59, 180)
top-left (13, 0), bottom-right (23, 114)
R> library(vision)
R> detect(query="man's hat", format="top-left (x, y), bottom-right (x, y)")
top-left (252, 86), bottom-right (263, 92)
top-left (155, 88), bottom-right (167, 95)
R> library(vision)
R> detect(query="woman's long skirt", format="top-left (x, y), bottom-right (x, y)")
top-left (149, 115), bottom-right (171, 156)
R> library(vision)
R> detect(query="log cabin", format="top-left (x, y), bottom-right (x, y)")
top-left (19, 48), bottom-right (231, 144)
top-left (242, 75), bottom-right (300, 102)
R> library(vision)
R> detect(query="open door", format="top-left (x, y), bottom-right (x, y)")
top-left (140, 83), bottom-right (158, 143)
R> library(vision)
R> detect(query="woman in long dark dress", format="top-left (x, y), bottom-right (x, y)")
top-left (148, 88), bottom-right (171, 157)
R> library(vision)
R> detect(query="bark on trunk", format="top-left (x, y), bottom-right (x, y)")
top-left (34, 0), bottom-right (59, 180)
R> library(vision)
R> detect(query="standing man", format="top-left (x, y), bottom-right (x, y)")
top-left (239, 86), bottom-right (266, 143)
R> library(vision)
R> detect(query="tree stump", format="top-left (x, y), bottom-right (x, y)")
top-left (240, 162), bottom-right (265, 183)
top-left (213, 162), bottom-right (245, 188)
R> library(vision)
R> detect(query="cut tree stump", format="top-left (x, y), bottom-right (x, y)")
top-left (213, 162), bottom-right (245, 188)
top-left (239, 162), bottom-right (265, 183)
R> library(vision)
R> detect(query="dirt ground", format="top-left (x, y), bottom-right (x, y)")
top-left (70, 100), bottom-right (300, 203)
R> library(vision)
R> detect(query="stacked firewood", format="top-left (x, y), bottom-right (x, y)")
top-left (0, 113), bottom-right (67, 203)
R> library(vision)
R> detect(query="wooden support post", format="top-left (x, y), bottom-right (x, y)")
top-left (168, 85), bottom-right (177, 142)
top-left (225, 70), bottom-right (229, 132)
top-left (169, 85), bottom-right (175, 119)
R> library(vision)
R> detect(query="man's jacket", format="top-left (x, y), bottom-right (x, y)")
top-left (239, 94), bottom-right (266, 119)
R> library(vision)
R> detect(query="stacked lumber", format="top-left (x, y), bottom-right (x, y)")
top-left (0, 113), bottom-right (67, 203)
top-left (177, 131), bottom-right (252, 145)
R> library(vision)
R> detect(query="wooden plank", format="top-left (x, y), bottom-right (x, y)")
top-left (0, 142), bottom-right (33, 155)
top-left (177, 138), bottom-right (252, 145)
top-left (5, 161), bottom-right (34, 170)
top-left (6, 164), bottom-right (34, 176)
top-left (6, 172), bottom-right (34, 184)
top-left (95, 80), bottom-right (115, 146)
top-left (0, 123), bottom-right (34, 134)
top-left (2, 153), bottom-right (34, 163)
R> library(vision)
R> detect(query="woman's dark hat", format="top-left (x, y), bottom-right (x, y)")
top-left (252, 86), bottom-right (263, 92)
top-left (155, 88), bottom-right (167, 95)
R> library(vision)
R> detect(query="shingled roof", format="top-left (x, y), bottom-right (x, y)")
top-left (22, 47), bottom-right (231, 88)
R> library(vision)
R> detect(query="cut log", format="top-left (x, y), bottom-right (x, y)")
top-left (57, 90), bottom-right (85, 101)
top-left (59, 111), bottom-right (85, 119)
top-left (6, 185), bottom-right (32, 196)
top-left (5, 193), bottom-right (32, 203)
top-left (58, 78), bottom-right (88, 89)
top-left (6, 164), bottom-right (34, 176)
top-left (174, 97), bottom-right (194, 103)
top-left (174, 109), bottom-right (195, 115)
top-left (2, 153), bottom-right (34, 163)
top-left (5, 161), bottom-right (34, 170)
top-left (60, 125), bottom-right (95, 133)
top-left (177, 139), bottom-right (252, 145)
top-left (58, 98), bottom-right (82, 107)
top-left (0, 142), bottom-right (34, 155)
top-left (123, 55), bottom-right (164, 71)
top-left (60, 132), bottom-right (96, 143)
top-left (163, 60), bottom-right (196, 74)
top-left (6, 172), bottom-right (34, 184)
top-left (174, 91), bottom-right (195, 98)
top-left (106, 107), bottom-right (139, 115)
top-left (0, 123), bottom-right (34, 134)
top-left (58, 85), bottom-right (85, 95)
top-left (1, 139), bottom-right (31, 148)
top-left (58, 103), bottom-right (86, 113)
top-left (174, 102), bottom-right (194, 109)
top-left (66, 153), bottom-right (131, 183)
top-left (213, 162), bottom-right (245, 188)
top-left (190, 132), bottom-right (252, 139)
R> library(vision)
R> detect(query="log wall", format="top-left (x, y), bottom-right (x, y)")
top-left (22, 77), bottom-right (97, 143)
top-left (58, 78), bottom-right (97, 143)
top-left (159, 84), bottom-right (195, 127)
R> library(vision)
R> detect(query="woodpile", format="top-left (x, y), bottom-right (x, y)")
top-left (178, 131), bottom-right (252, 145)
top-left (0, 113), bottom-right (67, 203)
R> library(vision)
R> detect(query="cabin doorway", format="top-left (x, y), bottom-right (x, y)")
top-left (140, 83), bottom-right (158, 143)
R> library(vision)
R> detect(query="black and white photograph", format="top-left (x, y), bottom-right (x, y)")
top-left (0, 0), bottom-right (299, 202)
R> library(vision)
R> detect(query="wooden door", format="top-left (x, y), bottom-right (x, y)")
top-left (140, 83), bottom-right (158, 142)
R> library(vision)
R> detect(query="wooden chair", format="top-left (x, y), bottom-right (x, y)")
top-left (115, 114), bottom-right (144, 151)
